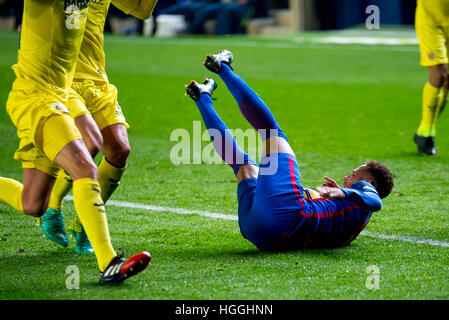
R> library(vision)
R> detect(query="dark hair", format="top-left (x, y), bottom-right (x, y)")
top-left (365, 160), bottom-right (394, 199)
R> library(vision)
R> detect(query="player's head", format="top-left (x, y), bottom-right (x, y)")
top-left (343, 160), bottom-right (394, 199)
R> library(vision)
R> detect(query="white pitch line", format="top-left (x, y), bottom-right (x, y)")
top-left (65, 196), bottom-right (237, 221)
top-left (360, 231), bottom-right (449, 248)
top-left (66, 196), bottom-right (449, 248)
top-left (107, 199), bottom-right (238, 221)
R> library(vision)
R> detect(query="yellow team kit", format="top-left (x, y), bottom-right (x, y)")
top-left (6, 0), bottom-right (156, 176)
top-left (68, 0), bottom-right (127, 130)
top-left (6, 0), bottom-right (89, 177)
top-left (68, 0), bottom-right (157, 129)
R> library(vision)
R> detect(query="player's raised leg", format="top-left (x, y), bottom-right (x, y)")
top-left (185, 78), bottom-right (258, 179)
top-left (204, 50), bottom-right (294, 158)
top-left (185, 78), bottom-right (260, 245)
top-left (201, 51), bottom-right (310, 249)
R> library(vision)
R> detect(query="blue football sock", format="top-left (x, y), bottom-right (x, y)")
top-left (195, 94), bottom-right (258, 175)
top-left (218, 63), bottom-right (287, 142)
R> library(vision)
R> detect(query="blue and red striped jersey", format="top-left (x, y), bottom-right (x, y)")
top-left (276, 181), bottom-right (382, 249)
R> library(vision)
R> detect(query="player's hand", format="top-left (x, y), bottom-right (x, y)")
top-left (320, 176), bottom-right (340, 188)
top-left (317, 186), bottom-right (345, 200)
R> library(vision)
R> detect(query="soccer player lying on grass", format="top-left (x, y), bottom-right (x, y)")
top-left (38, 0), bottom-right (158, 254)
top-left (185, 50), bottom-right (394, 250)
top-left (0, 0), bottom-right (151, 283)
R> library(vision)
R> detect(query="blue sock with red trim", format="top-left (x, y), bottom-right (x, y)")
top-left (218, 63), bottom-right (288, 141)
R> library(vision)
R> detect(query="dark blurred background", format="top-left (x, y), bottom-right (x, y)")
top-left (0, 0), bottom-right (417, 36)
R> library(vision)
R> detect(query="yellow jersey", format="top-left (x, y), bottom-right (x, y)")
top-left (12, 0), bottom-right (89, 100)
top-left (74, 0), bottom-right (157, 83)
top-left (74, 0), bottom-right (111, 82)
top-left (416, 0), bottom-right (449, 26)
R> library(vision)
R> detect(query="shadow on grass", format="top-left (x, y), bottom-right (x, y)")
top-left (160, 241), bottom-right (357, 262)
top-left (388, 150), bottom-right (446, 160)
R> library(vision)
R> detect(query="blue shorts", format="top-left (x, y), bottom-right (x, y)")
top-left (237, 153), bottom-right (308, 250)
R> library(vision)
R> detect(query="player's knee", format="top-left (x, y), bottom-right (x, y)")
top-left (80, 125), bottom-right (103, 158)
top-left (77, 156), bottom-right (98, 178)
top-left (69, 151), bottom-right (98, 180)
top-left (22, 199), bottom-right (47, 217)
top-left (237, 165), bottom-right (259, 183)
top-left (105, 142), bottom-right (131, 167)
top-left (443, 73), bottom-right (449, 89)
top-left (429, 65), bottom-right (448, 88)
top-left (437, 71), bottom-right (448, 87)
top-left (263, 136), bottom-right (294, 157)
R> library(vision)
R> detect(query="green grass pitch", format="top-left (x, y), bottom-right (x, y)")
top-left (0, 31), bottom-right (448, 300)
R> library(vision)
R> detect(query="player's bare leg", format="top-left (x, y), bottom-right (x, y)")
top-left (440, 76), bottom-right (449, 118)
top-left (53, 138), bottom-right (150, 282)
top-left (186, 78), bottom-right (259, 180)
top-left (75, 114), bottom-right (103, 158)
top-left (0, 170), bottom-right (61, 243)
top-left (41, 114), bottom-right (102, 249)
top-left (42, 117), bottom-right (130, 253)
top-left (21, 169), bottom-right (56, 217)
top-left (54, 139), bottom-right (97, 180)
top-left (433, 67), bottom-right (449, 120)
top-left (263, 136), bottom-right (295, 158)
top-left (236, 138), bottom-right (294, 183)
top-left (68, 122), bottom-right (130, 254)
top-left (236, 164), bottom-right (259, 184)
top-left (68, 115), bottom-right (104, 253)
top-left (428, 64), bottom-right (448, 88)
top-left (54, 139), bottom-right (118, 270)
top-left (97, 123), bottom-right (130, 205)
top-left (101, 124), bottom-right (130, 168)
top-left (66, 122), bottom-right (130, 253)
top-left (47, 120), bottom-right (150, 282)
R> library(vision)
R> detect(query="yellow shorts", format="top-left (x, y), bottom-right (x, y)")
top-left (68, 80), bottom-right (129, 131)
top-left (6, 87), bottom-right (82, 177)
top-left (416, 23), bottom-right (449, 67)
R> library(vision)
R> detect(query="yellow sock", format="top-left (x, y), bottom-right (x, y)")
top-left (48, 169), bottom-right (73, 211)
top-left (73, 178), bottom-right (116, 271)
top-left (417, 82), bottom-right (441, 137)
top-left (0, 177), bottom-right (24, 213)
top-left (98, 157), bottom-right (127, 203)
top-left (430, 89), bottom-right (447, 136)
top-left (437, 88), bottom-right (448, 118)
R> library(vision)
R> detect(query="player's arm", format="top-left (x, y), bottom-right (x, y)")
top-left (318, 181), bottom-right (382, 211)
top-left (340, 181), bottom-right (382, 211)
top-left (111, 0), bottom-right (158, 20)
